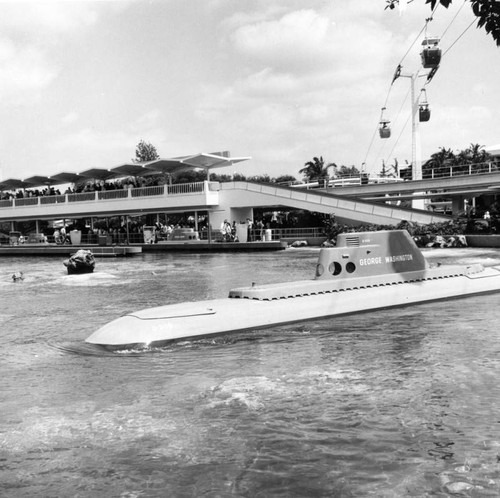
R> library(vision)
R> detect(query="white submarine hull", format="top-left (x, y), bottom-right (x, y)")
top-left (86, 230), bottom-right (500, 347)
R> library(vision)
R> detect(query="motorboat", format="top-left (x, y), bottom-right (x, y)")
top-left (64, 249), bottom-right (95, 275)
top-left (86, 230), bottom-right (500, 348)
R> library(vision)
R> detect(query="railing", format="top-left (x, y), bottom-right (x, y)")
top-left (292, 176), bottom-right (403, 189)
top-left (68, 192), bottom-right (97, 203)
top-left (167, 182), bottom-right (205, 195)
top-left (251, 227), bottom-right (326, 241)
top-left (288, 161), bottom-right (500, 187)
top-left (14, 197), bottom-right (39, 207)
top-left (40, 195), bottom-right (66, 205)
top-left (0, 199), bottom-right (13, 208)
top-left (98, 189), bottom-right (129, 200)
top-left (424, 161), bottom-right (500, 179)
top-left (0, 181), bottom-right (213, 210)
top-left (131, 185), bottom-right (165, 198)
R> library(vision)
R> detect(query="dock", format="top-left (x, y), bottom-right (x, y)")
top-left (142, 240), bottom-right (287, 252)
top-left (0, 245), bottom-right (142, 257)
top-left (0, 240), bottom-right (287, 256)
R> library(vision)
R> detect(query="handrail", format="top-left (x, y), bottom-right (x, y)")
top-left (98, 189), bottom-right (129, 200)
top-left (224, 181), bottom-right (451, 224)
top-left (131, 185), bottom-right (165, 197)
top-left (167, 182), bottom-right (205, 195)
top-left (40, 195), bottom-right (66, 205)
top-left (287, 160), bottom-right (500, 188)
top-left (424, 161), bottom-right (500, 179)
top-left (13, 197), bottom-right (39, 207)
top-left (0, 199), bottom-right (13, 208)
top-left (0, 181), bottom-right (212, 210)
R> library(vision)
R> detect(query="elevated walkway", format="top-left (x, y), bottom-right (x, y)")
top-left (327, 171), bottom-right (500, 200)
top-left (219, 182), bottom-right (450, 225)
top-left (0, 180), bottom-right (451, 227)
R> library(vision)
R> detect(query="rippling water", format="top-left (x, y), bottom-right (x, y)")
top-left (1, 247), bottom-right (500, 497)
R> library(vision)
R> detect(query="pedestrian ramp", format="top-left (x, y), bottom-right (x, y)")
top-left (220, 182), bottom-right (451, 226)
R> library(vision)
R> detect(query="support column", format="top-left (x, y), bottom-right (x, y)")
top-left (410, 73), bottom-right (425, 210)
top-left (451, 196), bottom-right (465, 216)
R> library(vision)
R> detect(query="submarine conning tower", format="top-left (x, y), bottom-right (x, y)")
top-left (228, 230), bottom-right (440, 301)
top-left (315, 230), bottom-right (427, 280)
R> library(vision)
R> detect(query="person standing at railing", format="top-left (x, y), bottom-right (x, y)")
top-left (246, 218), bottom-right (253, 242)
top-left (484, 211), bottom-right (491, 230)
top-left (220, 220), bottom-right (230, 242)
top-left (255, 219), bottom-right (264, 241)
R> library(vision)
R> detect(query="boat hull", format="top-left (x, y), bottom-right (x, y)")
top-left (86, 266), bottom-right (500, 347)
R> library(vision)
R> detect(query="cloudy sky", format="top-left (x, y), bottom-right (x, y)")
top-left (0, 0), bottom-right (498, 182)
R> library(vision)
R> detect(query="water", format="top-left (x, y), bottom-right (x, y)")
top-left (1, 247), bottom-right (500, 497)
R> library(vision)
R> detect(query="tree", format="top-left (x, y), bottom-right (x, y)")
top-left (337, 165), bottom-right (360, 177)
top-left (422, 144), bottom-right (492, 177)
top-left (465, 142), bottom-right (491, 164)
top-left (422, 147), bottom-right (455, 177)
top-left (385, 0), bottom-right (500, 46)
top-left (134, 140), bottom-right (160, 163)
top-left (299, 156), bottom-right (337, 185)
top-left (379, 160), bottom-right (395, 178)
top-left (274, 174), bottom-right (298, 184)
top-left (249, 174), bottom-right (272, 183)
top-left (232, 172), bottom-right (247, 181)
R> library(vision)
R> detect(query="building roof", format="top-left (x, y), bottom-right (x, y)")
top-left (0, 152), bottom-right (251, 190)
top-left (485, 144), bottom-right (500, 157)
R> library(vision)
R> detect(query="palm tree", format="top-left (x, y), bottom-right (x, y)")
top-left (422, 147), bottom-right (455, 178)
top-left (299, 156), bottom-right (337, 186)
top-left (467, 143), bottom-right (491, 164)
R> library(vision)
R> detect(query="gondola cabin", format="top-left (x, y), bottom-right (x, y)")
top-left (420, 37), bottom-right (441, 69)
top-left (419, 104), bottom-right (431, 122)
top-left (379, 120), bottom-right (391, 139)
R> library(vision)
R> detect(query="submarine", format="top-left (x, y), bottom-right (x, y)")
top-left (86, 230), bottom-right (500, 348)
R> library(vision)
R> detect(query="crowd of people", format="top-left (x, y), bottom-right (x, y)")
top-left (0, 176), bottom-right (161, 201)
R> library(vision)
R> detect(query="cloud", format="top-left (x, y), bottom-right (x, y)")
top-left (0, 2), bottom-right (98, 36)
top-left (0, 37), bottom-right (57, 102)
top-left (0, 2), bottom-right (102, 105)
top-left (61, 111), bottom-right (79, 126)
top-left (231, 10), bottom-right (332, 71)
top-left (49, 109), bottom-right (169, 169)
top-left (237, 68), bottom-right (301, 98)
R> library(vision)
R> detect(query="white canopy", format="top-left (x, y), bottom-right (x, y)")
top-left (0, 152), bottom-right (251, 190)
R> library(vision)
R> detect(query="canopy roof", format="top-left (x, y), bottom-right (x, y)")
top-left (78, 168), bottom-right (117, 181)
top-left (0, 151), bottom-right (251, 190)
top-left (49, 172), bottom-right (86, 184)
top-left (23, 175), bottom-right (52, 187)
top-left (485, 144), bottom-right (500, 157)
top-left (110, 162), bottom-right (153, 177)
top-left (0, 178), bottom-right (32, 190)
top-left (142, 152), bottom-right (251, 179)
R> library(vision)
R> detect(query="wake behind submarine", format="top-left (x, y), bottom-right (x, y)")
top-left (86, 230), bottom-right (500, 348)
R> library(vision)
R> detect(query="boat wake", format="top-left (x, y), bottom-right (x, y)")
top-left (47, 340), bottom-right (120, 357)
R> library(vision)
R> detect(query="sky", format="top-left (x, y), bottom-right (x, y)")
top-left (0, 0), bottom-right (499, 183)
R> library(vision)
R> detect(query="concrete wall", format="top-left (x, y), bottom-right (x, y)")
top-left (466, 234), bottom-right (500, 247)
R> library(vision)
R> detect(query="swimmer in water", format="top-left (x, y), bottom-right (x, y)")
top-left (12, 271), bottom-right (24, 282)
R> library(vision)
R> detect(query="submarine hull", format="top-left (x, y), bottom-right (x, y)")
top-left (86, 267), bottom-right (500, 347)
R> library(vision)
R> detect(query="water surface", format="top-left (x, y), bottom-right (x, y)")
top-left (1, 247), bottom-right (500, 497)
